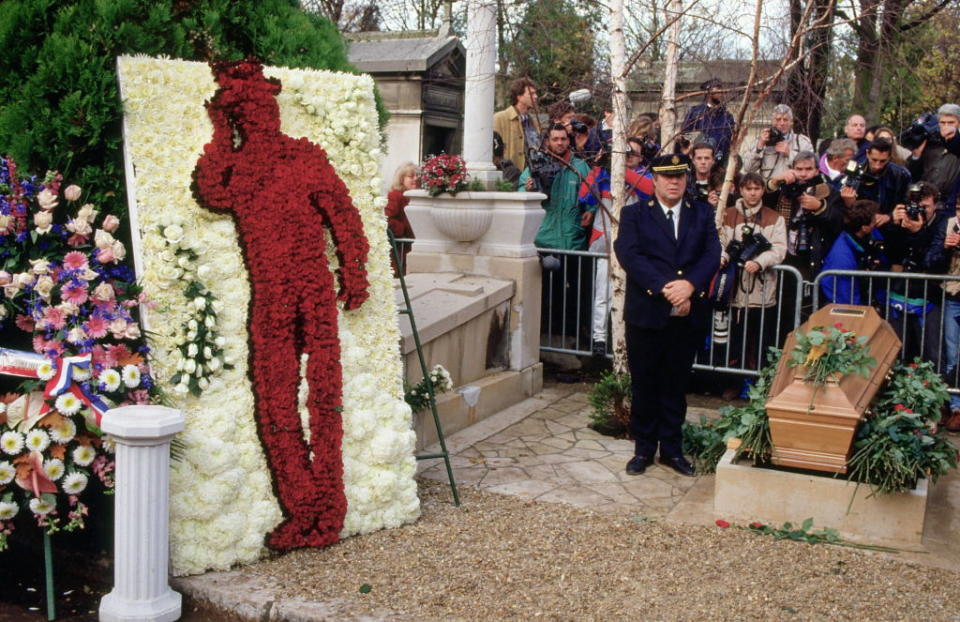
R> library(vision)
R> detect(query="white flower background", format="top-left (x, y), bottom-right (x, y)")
top-left (116, 56), bottom-right (419, 576)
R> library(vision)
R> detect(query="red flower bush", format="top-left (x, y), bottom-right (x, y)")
top-left (192, 58), bottom-right (370, 551)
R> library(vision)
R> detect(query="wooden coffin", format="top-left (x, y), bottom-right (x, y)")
top-left (766, 304), bottom-right (901, 473)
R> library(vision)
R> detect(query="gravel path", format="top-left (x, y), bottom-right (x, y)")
top-left (241, 481), bottom-right (960, 621)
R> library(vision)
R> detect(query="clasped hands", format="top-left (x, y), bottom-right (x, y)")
top-left (662, 279), bottom-right (694, 316)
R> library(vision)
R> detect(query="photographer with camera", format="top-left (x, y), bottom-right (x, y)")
top-left (820, 200), bottom-right (885, 305)
top-left (520, 124), bottom-right (592, 250)
top-left (688, 139), bottom-right (719, 205)
top-left (718, 172), bottom-right (787, 373)
top-left (878, 181), bottom-right (945, 364)
top-left (766, 151), bottom-right (841, 280)
top-left (742, 104), bottom-right (814, 182)
top-left (925, 189), bottom-right (960, 430)
top-left (821, 138), bottom-right (856, 189)
top-left (681, 78), bottom-right (735, 163)
top-left (907, 104), bottom-right (960, 211)
top-left (838, 138), bottom-right (911, 223)
top-left (547, 101), bottom-right (602, 163)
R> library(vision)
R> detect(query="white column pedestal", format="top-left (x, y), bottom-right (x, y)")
top-left (100, 405), bottom-right (185, 622)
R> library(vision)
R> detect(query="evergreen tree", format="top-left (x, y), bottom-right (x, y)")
top-left (0, 0), bottom-right (382, 214)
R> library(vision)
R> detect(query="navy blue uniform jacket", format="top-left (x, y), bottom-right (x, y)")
top-left (614, 196), bottom-right (722, 329)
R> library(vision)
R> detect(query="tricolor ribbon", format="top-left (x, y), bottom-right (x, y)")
top-left (0, 348), bottom-right (109, 426)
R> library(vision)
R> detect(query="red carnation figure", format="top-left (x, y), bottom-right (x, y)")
top-left (192, 59), bottom-right (370, 550)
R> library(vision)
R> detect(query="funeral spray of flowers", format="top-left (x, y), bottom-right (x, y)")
top-left (155, 224), bottom-right (233, 396)
top-left (420, 154), bottom-right (469, 197)
top-left (404, 364), bottom-right (453, 413)
top-left (0, 159), bottom-right (154, 549)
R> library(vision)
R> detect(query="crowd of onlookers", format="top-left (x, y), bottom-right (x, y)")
top-left (384, 76), bottom-right (960, 431)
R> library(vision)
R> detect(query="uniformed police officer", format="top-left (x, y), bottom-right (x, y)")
top-left (614, 153), bottom-right (722, 476)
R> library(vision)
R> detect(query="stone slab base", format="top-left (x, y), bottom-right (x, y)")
top-left (414, 363), bottom-right (543, 451)
top-left (714, 449), bottom-right (929, 546)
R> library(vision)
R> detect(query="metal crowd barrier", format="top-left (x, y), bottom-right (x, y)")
top-left (813, 269), bottom-right (960, 389)
top-left (536, 249), bottom-right (960, 395)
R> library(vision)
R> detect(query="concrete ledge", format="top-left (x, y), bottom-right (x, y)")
top-left (714, 449), bottom-right (929, 546)
top-left (413, 363), bottom-right (543, 450)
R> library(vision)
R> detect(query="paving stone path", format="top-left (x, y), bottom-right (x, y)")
top-left (418, 384), bottom-right (718, 518)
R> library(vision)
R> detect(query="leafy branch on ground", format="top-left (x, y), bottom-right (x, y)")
top-left (681, 349), bottom-right (779, 473)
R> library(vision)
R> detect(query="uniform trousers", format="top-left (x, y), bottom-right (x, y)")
top-left (625, 316), bottom-right (700, 458)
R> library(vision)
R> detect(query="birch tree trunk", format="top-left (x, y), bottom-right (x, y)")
top-left (609, 0), bottom-right (629, 375)
top-left (658, 0), bottom-right (682, 153)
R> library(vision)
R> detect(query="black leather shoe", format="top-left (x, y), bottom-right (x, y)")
top-left (625, 455), bottom-right (655, 476)
top-left (658, 455), bottom-right (695, 477)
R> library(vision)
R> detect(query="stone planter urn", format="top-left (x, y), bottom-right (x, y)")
top-left (765, 304), bottom-right (900, 474)
top-left (427, 192), bottom-right (494, 242)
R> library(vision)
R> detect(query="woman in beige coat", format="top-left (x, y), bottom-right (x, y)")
top-left (718, 172), bottom-right (788, 372)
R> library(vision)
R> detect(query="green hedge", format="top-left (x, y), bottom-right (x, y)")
top-left (0, 0), bottom-right (384, 215)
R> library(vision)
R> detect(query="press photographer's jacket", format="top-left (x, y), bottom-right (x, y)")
top-left (718, 200), bottom-right (787, 308)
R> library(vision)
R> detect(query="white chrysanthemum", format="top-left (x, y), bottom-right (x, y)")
top-left (71, 366), bottom-right (91, 382)
top-left (0, 500), bottom-right (18, 520)
top-left (24, 429), bottom-right (51, 453)
top-left (36, 360), bottom-right (56, 381)
top-left (121, 365), bottom-right (141, 388)
top-left (72, 445), bottom-right (96, 467)
top-left (62, 472), bottom-right (88, 495)
top-left (55, 393), bottom-right (82, 416)
top-left (99, 368), bottom-right (122, 392)
top-left (28, 497), bottom-right (55, 515)
top-left (44, 458), bottom-right (65, 481)
top-left (49, 418), bottom-right (77, 444)
top-left (0, 461), bottom-right (14, 485)
top-left (0, 431), bottom-right (24, 455)
top-left (102, 438), bottom-right (115, 454)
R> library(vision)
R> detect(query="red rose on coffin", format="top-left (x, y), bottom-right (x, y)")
top-left (193, 58), bottom-right (370, 551)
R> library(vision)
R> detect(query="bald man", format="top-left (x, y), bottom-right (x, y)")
top-left (845, 114), bottom-right (869, 160)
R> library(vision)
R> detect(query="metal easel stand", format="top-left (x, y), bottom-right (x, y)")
top-left (388, 231), bottom-right (460, 506)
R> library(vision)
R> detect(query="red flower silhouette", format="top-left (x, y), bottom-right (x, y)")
top-left (715, 519), bottom-right (730, 529)
top-left (193, 59), bottom-right (370, 551)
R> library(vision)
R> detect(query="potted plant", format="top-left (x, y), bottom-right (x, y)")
top-left (420, 154), bottom-right (493, 241)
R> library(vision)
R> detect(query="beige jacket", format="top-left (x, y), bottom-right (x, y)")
top-left (741, 132), bottom-right (814, 181)
top-left (493, 105), bottom-right (539, 172)
top-left (719, 200), bottom-right (788, 308)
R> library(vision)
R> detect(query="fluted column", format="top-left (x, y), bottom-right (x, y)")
top-left (100, 405), bottom-right (184, 622)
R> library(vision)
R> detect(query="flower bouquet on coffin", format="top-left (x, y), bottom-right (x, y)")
top-left (0, 159), bottom-right (156, 549)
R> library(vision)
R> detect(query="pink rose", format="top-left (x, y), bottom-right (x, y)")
top-left (0, 271), bottom-right (12, 286)
top-left (102, 215), bottom-right (120, 233)
top-left (63, 185), bottom-right (82, 202)
top-left (96, 246), bottom-right (116, 264)
top-left (66, 326), bottom-right (87, 344)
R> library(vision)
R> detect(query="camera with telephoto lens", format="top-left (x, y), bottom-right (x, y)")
top-left (766, 127), bottom-right (786, 146)
top-left (526, 148), bottom-right (563, 196)
top-left (569, 119), bottom-right (588, 134)
top-left (725, 226), bottom-right (772, 268)
top-left (899, 113), bottom-right (939, 150)
top-left (905, 183), bottom-right (924, 221)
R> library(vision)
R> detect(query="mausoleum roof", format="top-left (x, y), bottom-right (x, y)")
top-left (346, 32), bottom-right (463, 74)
